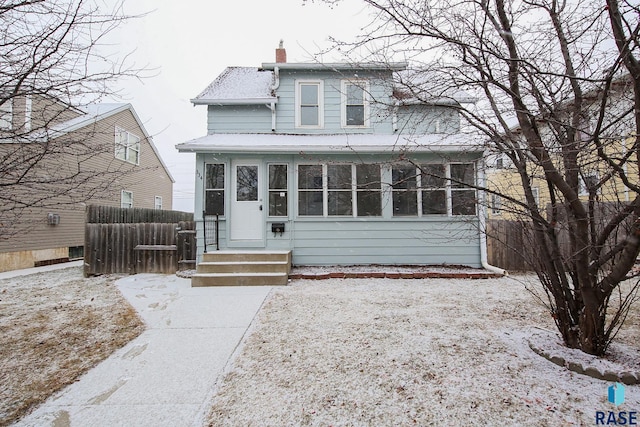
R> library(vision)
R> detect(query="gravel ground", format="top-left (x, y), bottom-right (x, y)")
top-left (206, 274), bottom-right (640, 426)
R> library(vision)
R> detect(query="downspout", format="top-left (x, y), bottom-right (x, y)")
top-left (477, 157), bottom-right (508, 276)
top-left (269, 66), bottom-right (280, 132)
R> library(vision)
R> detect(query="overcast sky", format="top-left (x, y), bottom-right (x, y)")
top-left (104, 0), bottom-right (372, 211)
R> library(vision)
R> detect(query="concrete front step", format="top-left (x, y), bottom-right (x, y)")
top-left (191, 272), bottom-right (289, 287)
top-left (192, 250), bottom-right (292, 287)
top-left (196, 261), bottom-right (289, 274)
top-left (201, 250), bottom-right (291, 264)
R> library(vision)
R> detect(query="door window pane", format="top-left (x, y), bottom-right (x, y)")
top-left (236, 165), bottom-right (258, 201)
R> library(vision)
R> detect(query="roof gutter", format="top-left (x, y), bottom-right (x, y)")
top-left (191, 97), bottom-right (278, 106)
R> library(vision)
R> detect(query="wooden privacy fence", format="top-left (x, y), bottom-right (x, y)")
top-left (486, 220), bottom-right (530, 271)
top-left (84, 205), bottom-right (195, 276)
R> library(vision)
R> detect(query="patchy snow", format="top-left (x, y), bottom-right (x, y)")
top-left (193, 67), bottom-right (275, 101)
top-left (177, 132), bottom-right (482, 154)
top-left (206, 274), bottom-right (639, 426)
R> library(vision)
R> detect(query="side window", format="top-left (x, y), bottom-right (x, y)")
top-left (154, 196), bottom-right (163, 210)
top-left (205, 163), bottom-right (225, 215)
top-left (121, 190), bottom-right (133, 209)
top-left (115, 126), bottom-right (141, 165)
top-left (268, 164), bottom-right (288, 217)
top-left (0, 99), bottom-right (12, 130)
top-left (296, 81), bottom-right (323, 128)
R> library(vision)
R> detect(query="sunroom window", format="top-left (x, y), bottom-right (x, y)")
top-left (420, 164), bottom-right (447, 215)
top-left (450, 163), bottom-right (477, 215)
top-left (268, 164), bottom-right (288, 217)
top-left (392, 165), bottom-right (418, 216)
top-left (298, 164), bottom-right (382, 217)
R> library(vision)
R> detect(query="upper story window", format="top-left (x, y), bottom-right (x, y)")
top-left (296, 80), bottom-right (323, 128)
top-left (0, 100), bottom-right (12, 130)
top-left (154, 196), bottom-right (163, 210)
top-left (115, 126), bottom-right (140, 165)
top-left (342, 81), bottom-right (369, 128)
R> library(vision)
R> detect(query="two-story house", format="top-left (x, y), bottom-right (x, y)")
top-left (0, 99), bottom-right (175, 272)
top-left (177, 44), bottom-right (495, 278)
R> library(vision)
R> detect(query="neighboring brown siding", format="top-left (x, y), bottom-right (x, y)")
top-left (0, 105), bottom-right (174, 271)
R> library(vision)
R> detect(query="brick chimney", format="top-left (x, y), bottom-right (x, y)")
top-left (275, 40), bottom-right (287, 63)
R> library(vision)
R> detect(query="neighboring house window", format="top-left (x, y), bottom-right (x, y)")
top-left (579, 172), bottom-right (599, 196)
top-left (154, 196), bottom-right (163, 210)
top-left (0, 99), bottom-right (12, 130)
top-left (298, 164), bottom-right (382, 217)
top-left (491, 194), bottom-right (501, 215)
top-left (342, 80), bottom-right (369, 127)
top-left (268, 164), bottom-right (288, 217)
top-left (24, 95), bottom-right (32, 132)
top-left (121, 190), bottom-right (133, 209)
top-left (296, 81), bottom-right (323, 128)
top-left (450, 163), bottom-right (477, 215)
top-left (115, 126), bottom-right (141, 164)
top-left (532, 187), bottom-right (540, 207)
top-left (205, 163), bottom-right (225, 215)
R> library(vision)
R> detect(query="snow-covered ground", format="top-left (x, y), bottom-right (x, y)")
top-left (206, 274), bottom-right (639, 426)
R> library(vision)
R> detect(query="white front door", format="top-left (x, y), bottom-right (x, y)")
top-left (230, 161), bottom-right (264, 242)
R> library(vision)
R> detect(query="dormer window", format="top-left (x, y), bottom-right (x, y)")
top-left (295, 80), bottom-right (323, 128)
top-left (342, 80), bottom-right (369, 128)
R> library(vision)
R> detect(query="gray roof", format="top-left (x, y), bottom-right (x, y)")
top-left (192, 67), bottom-right (275, 105)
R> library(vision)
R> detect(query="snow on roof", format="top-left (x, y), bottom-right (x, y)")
top-left (176, 133), bottom-right (485, 154)
top-left (192, 67), bottom-right (275, 105)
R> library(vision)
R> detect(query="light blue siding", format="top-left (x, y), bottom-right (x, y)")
top-left (194, 152), bottom-right (483, 267)
top-left (208, 105), bottom-right (272, 133)
top-left (290, 220), bottom-right (481, 267)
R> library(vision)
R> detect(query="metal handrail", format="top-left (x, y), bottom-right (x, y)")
top-left (202, 212), bottom-right (219, 252)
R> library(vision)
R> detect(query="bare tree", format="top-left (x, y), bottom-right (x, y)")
top-left (0, 0), bottom-right (146, 237)
top-left (309, 0), bottom-right (640, 355)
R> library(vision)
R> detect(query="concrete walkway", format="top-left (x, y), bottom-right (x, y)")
top-left (15, 271), bottom-right (272, 427)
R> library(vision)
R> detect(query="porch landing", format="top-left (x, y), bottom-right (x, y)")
top-left (191, 251), bottom-right (291, 287)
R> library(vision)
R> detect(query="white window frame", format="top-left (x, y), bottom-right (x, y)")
top-left (115, 126), bottom-right (141, 165)
top-left (121, 190), bottom-right (133, 209)
top-left (341, 80), bottom-right (370, 128)
top-left (0, 99), bottom-right (12, 130)
top-left (154, 196), bottom-right (163, 210)
top-left (491, 194), bottom-right (501, 215)
top-left (295, 80), bottom-right (324, 129)
top-left (24, 95), bottom-right (32, 132)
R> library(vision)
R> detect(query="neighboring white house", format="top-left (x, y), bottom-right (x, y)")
top-left (177, 44), bottom-right (491, 268)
